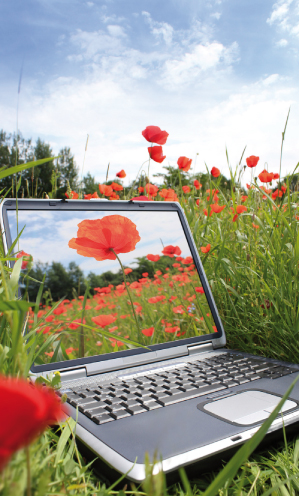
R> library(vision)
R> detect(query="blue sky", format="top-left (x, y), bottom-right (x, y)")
top-left (1, 0), bottom-right (299, 185)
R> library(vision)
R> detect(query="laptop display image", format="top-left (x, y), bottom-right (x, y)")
top-left (2, 198), bottom-right (299, 482)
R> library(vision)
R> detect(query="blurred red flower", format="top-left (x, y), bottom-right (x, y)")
top-left (16, 250), bottom-right (31, 269)
top-left (203, 208), bottom-right (213, 217)
top-left (111, 182), bottom-right (123, 191)
top-left (138, 186), bottom-right (144, 192)
top-left (109, 192), bottom-right (120, 200)
top-left (131, 195), bottom-right (151, 201)
top-left (148, 146), bottom-right (166, 163)
top-left (182, 256), bottom-right (193, 265)
top-left (124, 268), bottom-right (132, 275)
top-left (194, 180), bottom-right (202, 190)
top-left (147, 254), bottom-right (160, 262)
top-left (200, 244), bottom-right (211, 253)
top-left (195, 287), bottom-right (204, 294)
top-left (172, 305), bottom-right (185, 314)
top-left (162, 245), bottom-right (182, 257)
top-left (116, 170), bottom-right (126, 178)
top-left (211, 167), bottom-right (220, 178)
top-left (241, 195), bottom-right (248, 202)
top-left (246, 156), bottom-right (259, 168)
top-left (65, 191), bottom-right (79, 199)
top-left (232, 214), bottom-right (238, 222)
top-left (211, 203), bottom-right (226, 214)
top-left (142, 126), bottom-right (169, 145)
top-left (141, 327), bottom-right (155, 337)
top-left (0, 377), bottom-right (65, 471)
top-left (165, 326), bottom-right (180, 333)
top-left (182, 185), bottom-right (191, 194)
top-left (142, 272), bottom-right (148, 277)
top-left (258, 170), bottom-right (274, 183)
top-left (68, 215), bottom-right (141, 261)
top-left (236, 205), bottom-right (247, 214)
top-left (92, 314), bottom-right (116, 328)
top-left (273, 173), bottom-right (280, 180)
top-left (177, 156), bottom-right (192, 172)
top-left (159, 188), bottom-right (179, 201)
top-left (145, 183), bottom-right (159, 196)
top-left (84, 192), bottom-right (99, 200)
top-left (252, 223), bottom-right (259, 229)
top-left (99, 184), bottom-right (113, 196)
top-left (69, 318), bottom-right (86, 330)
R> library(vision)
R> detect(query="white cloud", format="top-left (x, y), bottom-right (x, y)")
top-left (211, 12), bottom-right (221, 20)
top-left (267, 0), bottom-right (299, 38)
top-left (107, 25), bottom-right (126, 37)
top-left (276, 38), bottom-right (289, 46)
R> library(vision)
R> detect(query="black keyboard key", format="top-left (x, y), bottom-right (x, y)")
top-left (146, 401), bottom-right (163, 410)
top-left (92, 414), bottom-right (114, 424)
top-left (249, 374), bottom-right (261, 381)
top-left (110, 410), bottom-right (131, 420)
top-left (79, 401), bottom-right (100, 412)
top-left (179, 384), bottom-right (197, 392)
top-left (70, 397), bottom-right (97, 407)
top-left (86, 407), bottom-right (108, 418)
top-left (152, 391), bottom-right (171, 401)
top-left (157, 385), bottom-right (227, 406)
top-left (107, 403), bottom-right (125, 412)
top-left (126, 405), bottom-right (148, 415)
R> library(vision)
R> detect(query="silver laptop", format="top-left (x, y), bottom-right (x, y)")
top-left (2, 198), bottom-right (299, 482)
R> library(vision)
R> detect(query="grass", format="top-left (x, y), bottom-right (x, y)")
top-left (1, 139), bottom-right (299, 494)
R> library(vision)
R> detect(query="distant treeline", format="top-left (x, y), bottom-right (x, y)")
top-left (26, 255), bottom-right (176, 302)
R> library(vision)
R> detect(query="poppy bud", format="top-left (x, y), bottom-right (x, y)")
top-left (247, 254), bottom-right (250, 261)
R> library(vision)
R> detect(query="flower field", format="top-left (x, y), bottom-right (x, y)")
top-left (1, 123), bottom-right (299, 495)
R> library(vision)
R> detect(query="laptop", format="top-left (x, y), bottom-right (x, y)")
top-left (2, 198), bottom-right (299, 482)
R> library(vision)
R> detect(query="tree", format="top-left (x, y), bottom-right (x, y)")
top-left (0, 130), bottom-right (33, 196)
top-left (56, 148), bottom-right (79, 198)
top-left (82, 172), bottom-right (98, 195)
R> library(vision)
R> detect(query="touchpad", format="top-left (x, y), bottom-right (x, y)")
top-left (203, 390), bottom-right (297, 425)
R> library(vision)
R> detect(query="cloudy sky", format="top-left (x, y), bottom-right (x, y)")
top-left (1, 0), bottom-right (299, 186)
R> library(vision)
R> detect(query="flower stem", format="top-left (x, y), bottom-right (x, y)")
top-left (147, 144), bottom-right (152, 198)
top-left (111, 249), bottom-right (141, 341)
top-left (25, 446), bottom-right (31, 496)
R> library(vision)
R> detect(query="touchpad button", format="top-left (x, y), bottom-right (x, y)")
top-left (203, 390), bottom-right (297, 425)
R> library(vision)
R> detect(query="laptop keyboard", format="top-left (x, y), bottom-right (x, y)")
top-left (62, 353), bottom-right (297, 425)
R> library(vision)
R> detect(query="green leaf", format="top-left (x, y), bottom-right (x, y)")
top-left (0, 299), bottom-right (34, 312)
top-left (0, 156), bottom-right (59, 180)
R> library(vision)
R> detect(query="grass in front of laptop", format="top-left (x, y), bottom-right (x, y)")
top-left (2, 133), bottom-right (299, 494)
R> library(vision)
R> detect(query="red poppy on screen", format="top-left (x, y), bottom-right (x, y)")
top-left (16, 250), bottom-right (32, 269)
top-left (194, 180), bottom-right (202, 190)
top-left (68, 215), bottom-right (141, 261)
top-left (92, 314), bottom-right (116, 328)
top-left (148, 146), bottom-right (166, 163)
top-left (177, 156), bottom-right (192, 172)
top-left (0, 377), bottom-right (65, 471)
top-left (142, 126), bottom-right (169, 145)
top-left (200, 244), bottom-right (211, 253)
top-left (147, 254), bottom-right (160, 262)
top-left (182, 186), bottom-right (191, 194)
top-left (111, 182), bottom-right (123, 192)
top-left (142, 327), bottom-right (155, 337)
top-left (162, 245), bottom-right (182, 257)
top-left (131, 196), bottom-right (151, 201)
top-left (246, 156), bottom-right (259, 168)
top-left (116, 170), bottom-right (126, 178)
top-left (124, 268), bottom-right (133, 275)
top-left (211, 167), bottom-right (220, 178)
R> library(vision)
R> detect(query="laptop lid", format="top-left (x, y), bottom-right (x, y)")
top-left (1, 199), bottom-right (226, 376)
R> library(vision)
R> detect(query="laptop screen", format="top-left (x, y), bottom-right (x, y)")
top-left (6, 205), bottom-right (219, 365)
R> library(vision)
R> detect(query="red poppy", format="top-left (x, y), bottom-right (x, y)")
top-left (246, 183), bottom-right (252, 190)
top-left (124, 268), bottom-right (133, 275)
top-left (0, 377), bottom-right (65, 471)
top-left (252, 223), bottom-right (259, 229)
top-left (92, 314), bottom-right (116, 328)
top-left (273, 173), bottom-right (280, 180)
top-left (172, 305), bottom-right (185, 314)
top-left (203, 208), bottom-right (213, 217)
top-left (146, 254), bottom-right (160, 262)
top-left (148, 146), bottom-right (166, 163)
top-left (232, 214), bottom-right (238, 222)
top-left (65, 191), bottom-right (79, 199)
top-left (210, 204), bottom-right (226, 214)
top-left (111, 182), bottom-right (123, 192)
top-left (69, 318), bottom-right (86, 330)
top-left (142, 272), bottom-right (148, 277)
top-left (196, 199), bottom-right (200, 206)
top-left (211, 167), bottom-right (220, 178)
top-left (131, 195), bottom-right (151, 201)
top-left (142, 126), bottom-right (169, 145)
top-left (68, 215), bottom-right (141, 261)
top-left (165, 326), bottom-right (180, 334)
top-left (246, 156), bottom-right (259, 168)
top-left (281, 185), bottom-right (287, 193)
top-left (194, 180), bottom-right (202, 190)
top-left (84, 192), bottom-right (99, 200)
top-left (116, 170), bottom-right (126, 178)
top-left (145, 183), bottom-right (159, 196)
top-left (159, 188), bottom-right (179, 201)
top-left (182, 185), bottom-right (191, 194)
top-left (177, 156), bottom-right (192, 172)
top-left (162, 245), bottom-right (182, 257)
top-left (142, 327), bottom-right (155, 337)
top-left (200, 244), bottom-right (211, 253)
top-left (65, 347), bottom-right (78, 355)
top-left (272, 189), bottom-right (279, 200)
top-left (16, 250), bottom-right (31, 269)
top-left (195, 287), bottom-right (204, 294)
top-left (182, 256), bottom-right (193, 265)
top-left (109, 192), bottom-right (120, 200)
top-left (138, 186), bottom-right (144, 193)
top-left (130, 281), bottom-right (142, 289)
top-left (241, 195), bottom-right (248, 202)
top-left (258, 170), bottom-right (274, 183)
top-left (148, 295), bottom-right (165, 303)
top-left (99, 184), bottom-right (113, 196)
top-left (236, 205), bottom-right (247, 214)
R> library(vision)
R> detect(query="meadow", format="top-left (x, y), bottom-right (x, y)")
top-left (1, 122), bottom-right (299, 495)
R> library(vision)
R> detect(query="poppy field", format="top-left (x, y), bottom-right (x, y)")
top-left (1, 122), bottom-right (299, 495)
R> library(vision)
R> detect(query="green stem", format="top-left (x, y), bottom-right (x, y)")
top-left (147, 144), bottom-right (152, 198)
top-left (25, 446), bottom-right (31, 496)
top-left (111, 249), bottom-right (141, 341)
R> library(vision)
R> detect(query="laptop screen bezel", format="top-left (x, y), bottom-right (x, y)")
top-left (1, 198), bottom-right (226, 373)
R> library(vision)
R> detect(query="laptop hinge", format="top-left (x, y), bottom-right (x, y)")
top-left (187, 342), bottom-right (213, 355)
top-left (59, 367), bottom-right (87, 382)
